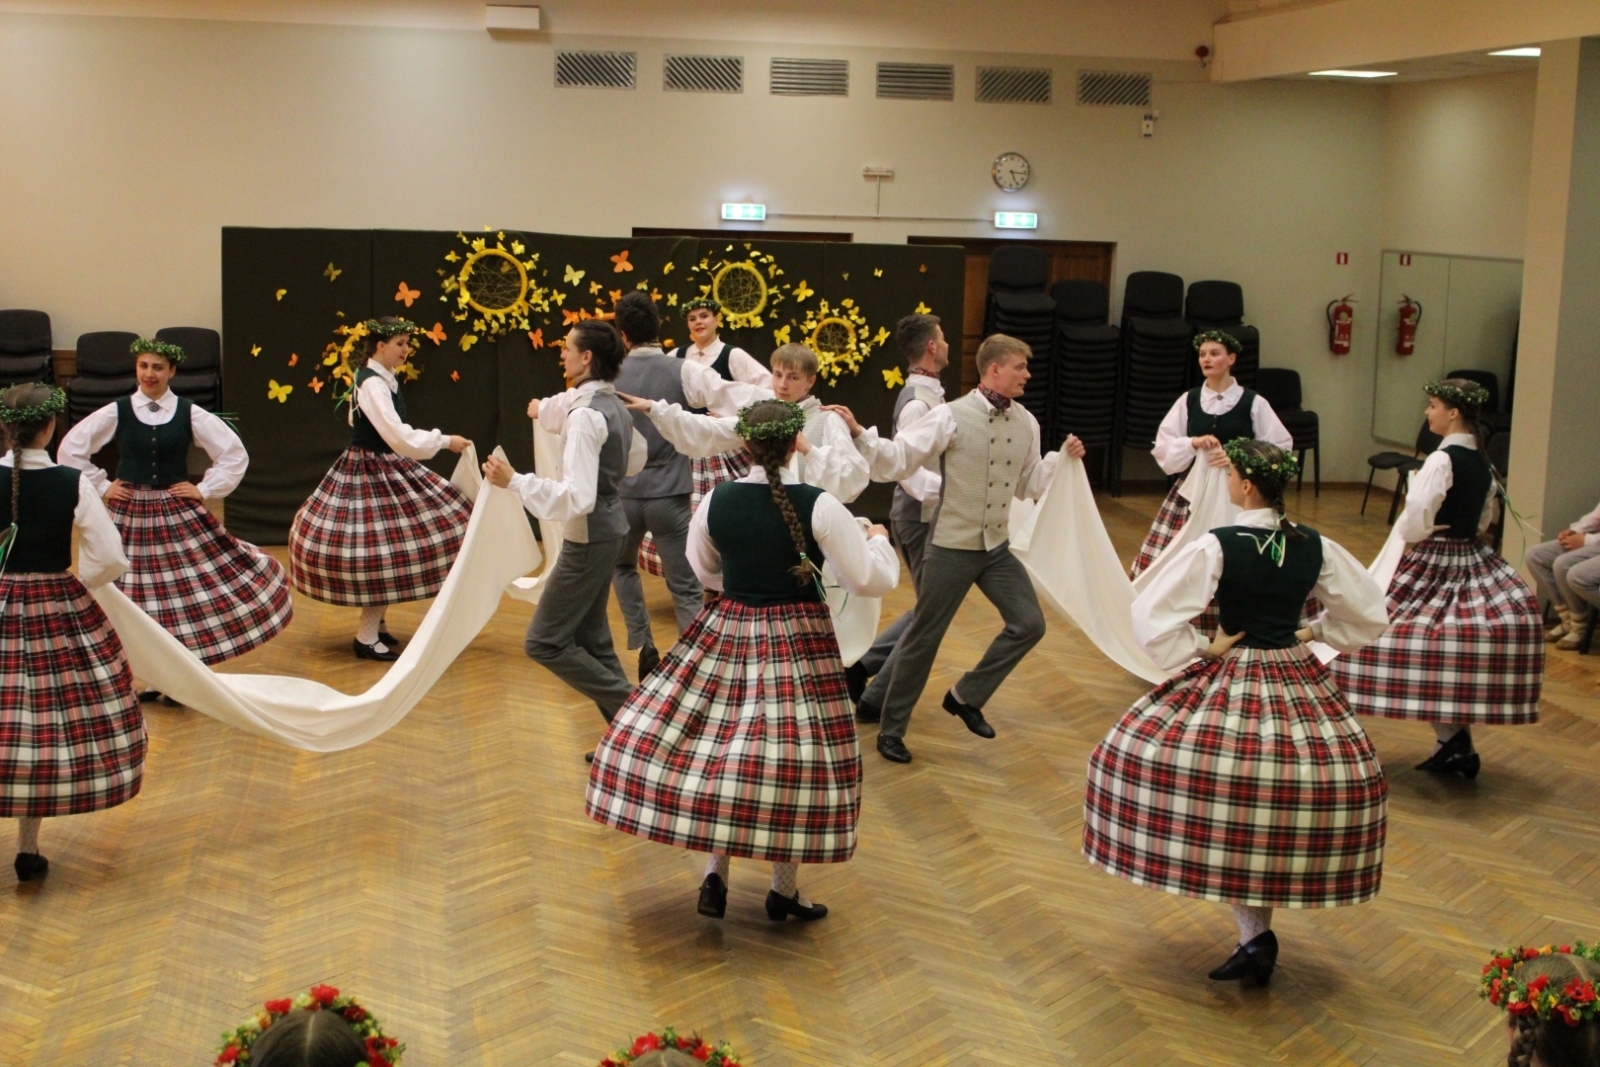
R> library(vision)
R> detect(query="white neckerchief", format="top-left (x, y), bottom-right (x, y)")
top-left (736, 464), bottom-right (799, 485)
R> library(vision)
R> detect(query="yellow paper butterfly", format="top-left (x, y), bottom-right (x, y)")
top-left (460, 334), bottom-right (479, 351)
top-left (446, 251), bottom-right (460, 263)
top-left (663, 262), bottom-right (675, 275)
top-left (471, 238), bottom-right (487, 252)
top-left (841, 273), bottom-right (849, 281)
top-left (564, 265), bottom-right (586, 285)
top-left (553, 291), bottom-right (567, 306)
top-left (588, 280), bottom-right (602, 295)
top-left (873, 327), bottom-right (891, 347)
top-left (322, 350), bottom-right (339, 366)
top-left (249, 344), bottom-right (261, 357)
top-left (873, 268), bottom-right (884, 277)
top-left (793, 281), bottom-right (814, 302)
top-left (324, 263), bottom-right (342, 281)
top-left (396, 282), bottom-right (421, 307)
top-left (773, 325), bottom-right (792, 345)
top-left (882, 367), bottom-right (905, 389)
top-left (267, 380), bottom-right (292, 403)
top-left (914, 301), bottom-right (931, 314)
top-left (511, 240), bottom-right (525, 255)
top-left (611, 250), bottom-right (634, 272)
top-left (667, 293), bottom-right (679, 306)
top-left (275, 289), bottom-right (287, 301)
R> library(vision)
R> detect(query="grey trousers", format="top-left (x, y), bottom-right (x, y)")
top-left (858, 518), bottom-right (930, 698)
top-left (525, 536), bottom-right (635, 722)
top-left (612, 494), bottom-right (703, 649)
top-left (877, 542), bottom-right (1047, 739)
top-left (1525, 537), bottom-right (1600, 615)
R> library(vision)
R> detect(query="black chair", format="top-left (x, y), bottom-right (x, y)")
top-left (0, 309), bottom-right (54, 388)
top-left (1483, 427), bottom-right (1511, 479)
top-left (1363, 422), bottom-right (1442, 525)
top-left (155, 326), bottom-right (221, 411)
top-left (67, 331), bottom-right (139, 424)
top-left (1254, 368), bottom-right (1320, 496)
top-left (1225, 323), bottom-right (1261, 390)
top-left (1121, 272), bottom-right (1184, 320)
top-left (1049, 279), bottom-right (1109, 326)
top-left (1184, 280), bottom-right (1245, 331)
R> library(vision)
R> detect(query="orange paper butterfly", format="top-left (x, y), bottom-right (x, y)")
top-left (562, 309), bottom-right (583, 325)
top-left (395, 282), bottom-right (421, 307)
top-left (287, 353), bottom-right (299, 367)
top-left (528, 328), bottom-right (544, 348)
top-left (425, 322), bottom-right (448, 345)
top-left (611, 250), bottom-right (634, 272)
top-left (308, 377), bottom-right (324, 393)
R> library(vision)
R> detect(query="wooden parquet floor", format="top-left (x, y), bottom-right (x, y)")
top-left (3, 486), bottom-right (1597, 1066)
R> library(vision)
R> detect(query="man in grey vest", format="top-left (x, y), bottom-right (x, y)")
top-left (834, 334), bottom-right (1086, 764)
top-left (847, 313), bottom-right (949, 705)
top-left (484, 318), bottom-right (647, 726)
top-left (609, 291), bottom-right (703, 677)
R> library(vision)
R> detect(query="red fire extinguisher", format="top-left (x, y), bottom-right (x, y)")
top-left (1396, 295), bottom-right (1422, 355)
top-left (1326, 295), bottom-right (1355, 355)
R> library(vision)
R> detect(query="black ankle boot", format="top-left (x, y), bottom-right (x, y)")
top-left (1416, 727), bottom-right (1477, 777)
top-left (697, 873), bottom-right (728, 918)
top-left (765, 889), bottom-right (828, 922)
top-left (1208, 930), bottom-right (1278, 985)
top-left (14, 852), bottom-right (48, 882)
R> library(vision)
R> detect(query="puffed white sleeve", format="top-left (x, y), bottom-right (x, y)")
top-left (1150, 395), bottom-right (1195, 475)
top-left (810, 493), bottom-right (899, 597)
top-left (1251, 395), bottom-right (1296, 452)
top-left (1393, 449), bottom-right (1453, 544)
top-left (895, 398), bottom-right (942, 503)
top-left (56, 402), bottom-right (119, 498)
top-left (800, 411), bottom-right (871, 503)
top-left (357, 378), bottom-right (449, 460)
top-left (1131, 535), bottom-right (1223, 669)
top-left (1308, 537), bottom-right (1390, 653)
top-left (728, 347), bottom-right (774, 390)
top-left (505, 406), bottom-right (602, 520)
top-left (853, 405), bottom-right (954, 483)
top-left (1018, 413), bottom-right (1060, 501)
top-left (681, 360), bottom-right (770, 417)
top-left (685, 491), bottom-right (723, 590)
top-left (536, 388), bottom-right (580, 435)
top-left (189, 406), bottom-right (248, 499)
top-left (647, 401), bottom-right (743, 458)
top-left (73, 475), bottom-right (129, 589)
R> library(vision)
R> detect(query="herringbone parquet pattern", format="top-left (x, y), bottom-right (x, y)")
top-left (2, 487), bottom-right (1595, 1066)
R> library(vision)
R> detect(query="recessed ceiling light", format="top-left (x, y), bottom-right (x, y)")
top-left (1489, 47), bottom-right (1541, 58)
top-left (1309, 69), bottom-right (1399, 78)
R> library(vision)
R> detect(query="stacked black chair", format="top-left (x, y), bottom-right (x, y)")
top-left (0, 310), bottom-right (54, 389)
top-left (67, 331), bottom-right (139, 425)
top-left (1184, 281), bottom-right (1258, 387)
top-left (984, 245), bottom-right (1056, 436)
top-left (1117, 317), bottom-right (1194, 491)
top-left (1255, 368), bottom-right (1320, 496)
top-left (1048, 279), bottom-right (1117, 479)
top-left (1050, 279), bottom-right (1110, 327)
top-left (156, 326), bottom-right (222, 411)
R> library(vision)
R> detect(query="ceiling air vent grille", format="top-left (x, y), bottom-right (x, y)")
top-left (770, 57), bottom-right (849, 96)
top-left (876, 62), bottom-right (955, 101)
top-left (977, 66), bottom-right (1052, 104)
top-left (665, 54), bottom-right (744, 93)
top-left (1076, 69), bottom-right (1151, 106)
top-left (555, 50), bottom-right (637, 90)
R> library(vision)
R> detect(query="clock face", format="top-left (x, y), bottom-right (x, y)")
top-left (992, 152), bottom-right (1030, 192)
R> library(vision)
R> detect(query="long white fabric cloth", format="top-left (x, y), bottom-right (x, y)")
top-left (94, 447), bottom-right (545, 752)
top-left (506, 423), bottom-right (567, 605)
top-left (1008, 456), bottom-right (1169, 685)
top-left (1130, 458), bottom-right (1238, 596)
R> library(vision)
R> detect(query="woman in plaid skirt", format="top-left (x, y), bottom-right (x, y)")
top-left (1130, 331), bottom-right (1294, 578)
top-left (586, 399), bottom-right (899, 923)
top-left (1, 385), bottom-right (145, 883)
top-left (1331, 380), bottom-right (1544, 779)
top-left (288, 318), bottom-right (473, 662)
top-left (58, 338), bottom-right (292, 687)
top-left (1085, 440), bottom-right (1389, 986)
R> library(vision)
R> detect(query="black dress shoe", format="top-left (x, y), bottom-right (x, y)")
top-left (14, 852), bottom-right (48, 882)
top-left (1208, 930), bottom-right (1278, 985)
top-left (137, 690), bottom-right (161, 703)
top-left (378, 629), bottom-right (401, 648)
top-left (1416, 727), bottom-right (1478, 777)
top-left (638, 644), bottom-right (660, 679)
top-left (855, 699), bottom-right (881, 725)
top-left (943, 691), bottom-right (996, 739)
top-left (877, 735), bottom-right (912, 763)
top-left (765, 889), bottom-right (828, 922)
top-left (352, 638), bottom-right (399, 662)
top-left (584, 751), bottom-right (595, 764)
top-left (698, 873), bottom-right (728, 918)
top-left (844, 662), bottom-right (869, 704)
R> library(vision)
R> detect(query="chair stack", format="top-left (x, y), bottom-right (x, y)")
top-left (156, 327), bottom-right (222, 411)
top-left (67, 331), bottom-right (139, 424)
top-left (1184, 281), bottom-right (1258, 388)
top-left (984, 245), bottom-right (1056, 436)
top-left (0, 310), bottom-right (55, 389)
top-left (1112, 272), bottom-right (1186, 493)
top-left (1254, 368), bottom-right (1321, 496)
top-left (1049, 280), bottom-right (1118, 477)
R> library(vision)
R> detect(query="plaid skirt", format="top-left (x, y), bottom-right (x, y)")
top-left (1331, 537), bottom-right (1543, 725)
top-left (1084, 646), bottom-right (1387, 908)
top-left (0, 573), bottom-right (145, 818)
top-left (1129, 478), bottom-right (1188, 579)
top-left (109, 487), bottom-right (293, 665)
top-left (639, 450), bottom-right (752, 577)
top-left (586, 598), bottom-right (861, 864)
top-left (288, 447), bottom-right (471, 607)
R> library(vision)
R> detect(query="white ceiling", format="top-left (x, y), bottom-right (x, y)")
top-left (1278, 47), bottom-right (1540, 84)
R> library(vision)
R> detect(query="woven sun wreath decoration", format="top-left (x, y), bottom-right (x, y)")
top-left (214, 984), bottom-right (403, 1066)
top-left (599, 1027), bottom-right (742, 1067)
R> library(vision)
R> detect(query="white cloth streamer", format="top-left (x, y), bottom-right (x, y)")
top-left (1131, 459), bottom-right (1238, 596)
top-left (506, 422), bottom-right (567, 605)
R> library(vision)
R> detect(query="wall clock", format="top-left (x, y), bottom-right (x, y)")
top-left (992, 152), bottom-right (1030, 192)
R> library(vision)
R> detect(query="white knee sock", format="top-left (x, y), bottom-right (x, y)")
top-left (770, 862), bottom-right (810, 905)
top-left (357, 606), bottom-right (386, 647)
top-left (1230, 904), bottom-right (1273, 945)
top-left (703, 853), bottom-right (729, 883)
top-left (17, 817), bottom-right (41, 854)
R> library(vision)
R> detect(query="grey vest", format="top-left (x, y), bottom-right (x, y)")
top-left (889, 377), bottom-right (944, 524)
top-left (613, 346), bottom-right (692, 499)
top-left (929, 391), bottom-right (1035, 552)
top-left (564, 386), bottom-right (632, 544)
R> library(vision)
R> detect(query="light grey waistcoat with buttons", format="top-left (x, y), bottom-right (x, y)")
top-left (929, 390), bottom-right (1035, 552)
top-left (889, 378), bottom-right (945, 524)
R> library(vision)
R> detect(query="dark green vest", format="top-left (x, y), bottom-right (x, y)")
top-left (1186, 386), bottom-right (1258, 446)
top-left (0, 465), bottom-right (80, 573)
top-left (115, 395), bottom-right (193, 487)
top-left (706, 481), bottom-right (826, 607)
top-left (351, 367), bottom-right (403, 453)
top-left (1213, 523), bottom-right (1323, 649)
top-left (1433, 445), bottom-right (1492, 539)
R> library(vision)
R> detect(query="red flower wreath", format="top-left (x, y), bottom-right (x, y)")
top-left (598, 1027), bottom-right (740, 1067)
top-left (215, 985), bottom-right (403, 1066)
top-left (1481, 943), bottom-right (1600, 1026)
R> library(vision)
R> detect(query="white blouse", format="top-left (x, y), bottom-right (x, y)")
top-left (1151, 382), bottom-right (1295, 476)
top-left (352, 362), bottom-right (450, 461)
top-left (1394, 433), bottom-right (1496, 543)
top-left (896, 373), bottom-right (944, 507)
top-left (671, 338), bottom-right (772, 390)
top-left (2, 448), bottom-right (129, 589)
top-left (58, 389), bottom-right (248, 500)
top-left (509, 380), bottom-right (647, 521)
top-left (686, 466), bottom-right (899, 597)
top-left (1131, 507), bottom-right (1389, 669)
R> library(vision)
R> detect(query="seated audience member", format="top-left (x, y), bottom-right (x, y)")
top-left (1526, 497), bottom-right (1600, 650)
top-left (1481, 943), bottom-right (1600, 1067)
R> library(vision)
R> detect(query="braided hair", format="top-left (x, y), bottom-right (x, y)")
top-left (1228, 439), bottom-right (1305, 544)
top-left (2, 383), bottom-right (59, 529)
top-left (740, 399), bottom-right (812, 586)
top-left (1504, 953), bottom-right (1600, 1067)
